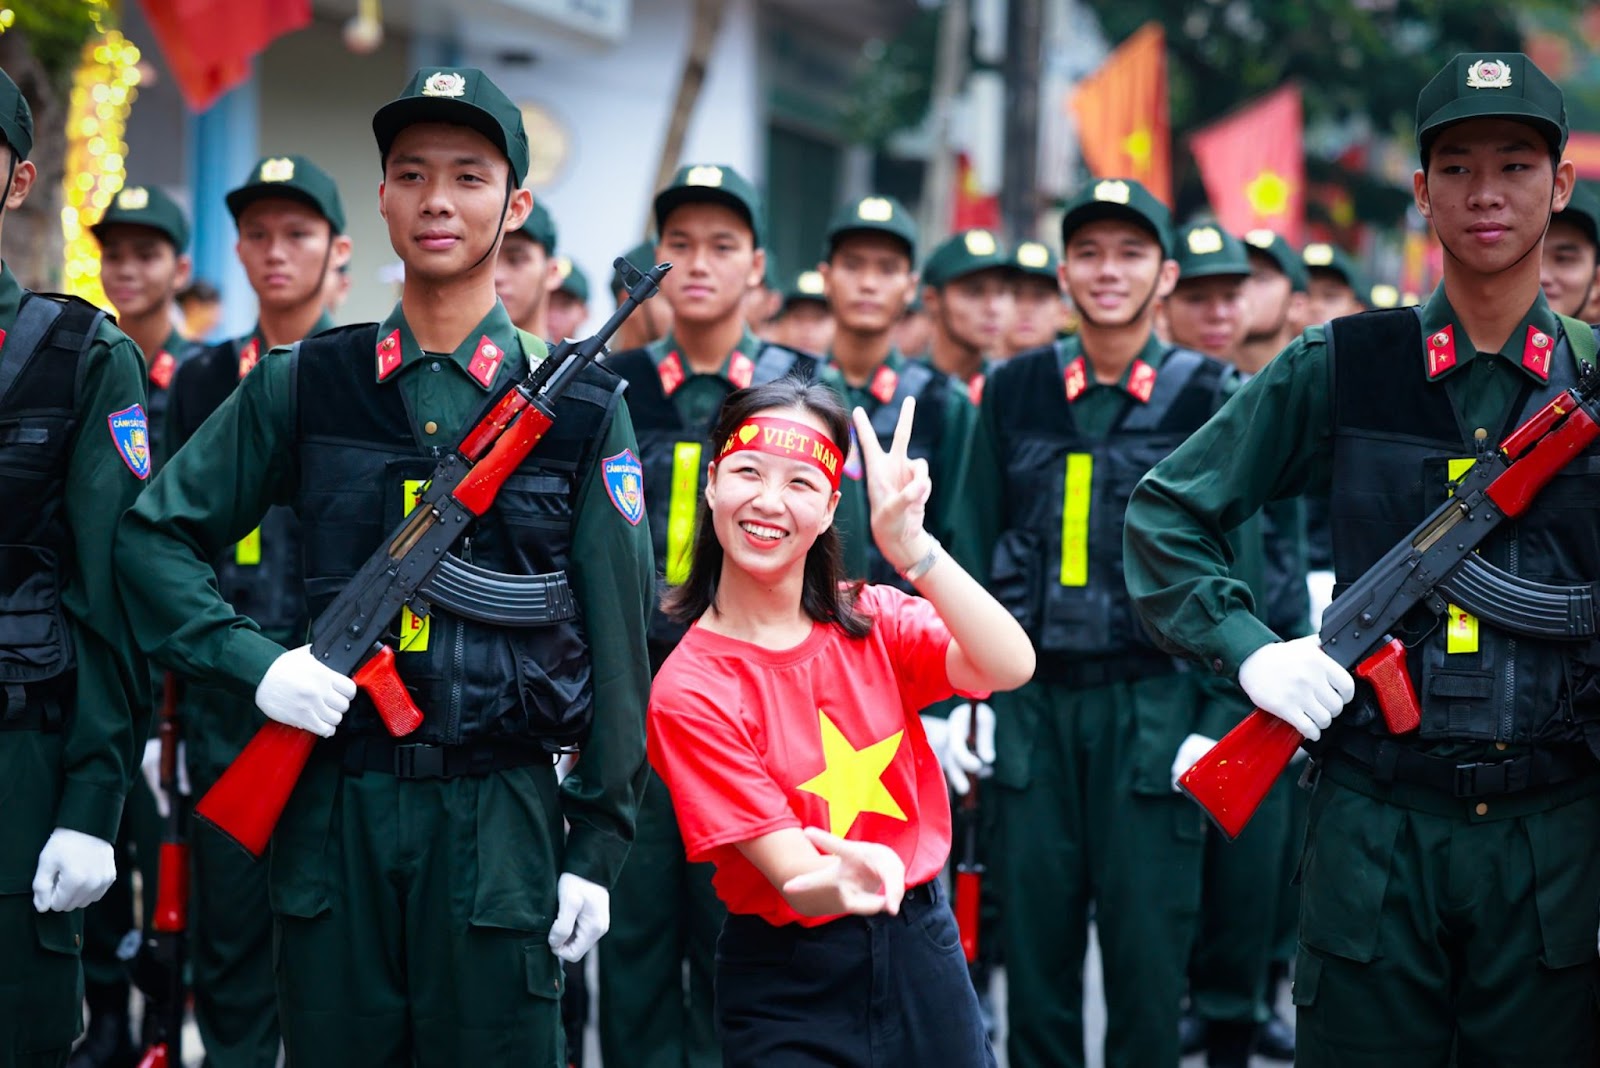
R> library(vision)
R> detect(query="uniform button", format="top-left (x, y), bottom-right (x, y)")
top-left (1494, 741), bottom-right (1507, 751)
top-left (1211, 658), bottom-right (1225, 673)
top-left (424, 420), bottom-right (438, 435)
top-left (430, 361), bottom-right (442, 372)
top-left (1475, 802), bottom-right (1488, 816)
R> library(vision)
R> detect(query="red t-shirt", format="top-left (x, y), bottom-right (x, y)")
top-left (648, 584), bottom-right (978, 927)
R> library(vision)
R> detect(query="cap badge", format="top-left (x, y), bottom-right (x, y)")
top-left (857, 197), bottom-right (894, 222)
top-left (1303, 243), bottom-right (1334, 267)
top-left (555, 256), bottom-right (573, 280)
top-left (797, 270), bottom-right (824, 295)
top-left (259, 158), bottom-right (295, 183)
top-left (1093, 179), bottom-right (1131, 205)
top-left (1186, 226), bottom-right (1224, 255)
top-left (116, 186), bottom-right (149, 211)
top-left (964, 230), bottom-right (998, 256)
top-left (422, 72), bottom-right (467, 98)
top-left (685, 165), bottom-right (723, 188)
top-left (1017, 242), bottom-right (1050, 269)
top-left (1466, 59), bottom-right (1512, 90)
top-left (1370, 284), bottom-right (1400, 308)
top-left (1244, 228), bottom-right (1275, 249)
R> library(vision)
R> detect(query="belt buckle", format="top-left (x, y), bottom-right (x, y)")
top-left (393, 743), bottom-right (446, 779)
top-left (1453, 760), bottom-right (1506, 797)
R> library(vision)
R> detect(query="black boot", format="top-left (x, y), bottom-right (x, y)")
top-left (1204, 1019), bottom-right (1257, 1068)
top-left (68, 982), bottom-right (138, 1068)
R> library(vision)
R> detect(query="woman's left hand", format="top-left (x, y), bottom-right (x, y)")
top-left (852, 398), bottom-right (933, 573)
top-left (782, 827), bottom-right (907, 916)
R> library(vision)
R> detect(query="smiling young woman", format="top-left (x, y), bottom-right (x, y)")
top-left (647, 377), bottom-right (1032, 1067)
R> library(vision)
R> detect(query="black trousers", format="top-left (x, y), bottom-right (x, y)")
top-left (715, 879), bottom-right (996, 1068)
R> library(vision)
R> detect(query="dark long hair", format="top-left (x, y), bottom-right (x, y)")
top-left (663, 378), bottom-right (872, 638)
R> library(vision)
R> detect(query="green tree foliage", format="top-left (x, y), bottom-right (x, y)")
top-left (4, 0), bottom-right (107, 88)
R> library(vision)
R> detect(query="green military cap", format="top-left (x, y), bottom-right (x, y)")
top-left (920, 228), bottom-right (1010, 288)
top-left (1416, 54), bottom-right (1567, 157)
top-left (90, 183), bottom-right (190, 250)
top-left (1060, 178), bottom-right (1172, 257)
top-left (1173, 222), bottom-right (1250, 281)
top-left (1243, 228), bottom-right (1308, 292)
top-left (653, 163), bottom-right (765, 248)
top-left (825, 194), bottom-right (918, 262)
top-left (781, 268), bottom-right (828, 310)
top-left (613, 240), bottom-right (657, 295)
top-left (226, 155), bottom-right (347, 234)
top-left (373, 67), bottom-right (530, 186)
top-left (517, 198), bottom-right (557, 254)
top-left (1302, 241), bottom-right (1366, 295)
top-left (1009, 239), bottom-right (1060, 280)
top-left (0, 66), bottom-right (32, 161)
top-left (1556, 182), bottom-right (1600, 248)
top-left (554, 256), bottom-right (589, 303)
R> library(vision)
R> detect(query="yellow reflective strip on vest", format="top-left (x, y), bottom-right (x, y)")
top-left (399, 478), bottom-right (430, 652)
top-left (234, 527), bottom-right (261, 566)
top-left (1445, 457), bottom-right (1478, 654)
top-left (1060, 453), bottom-right (1092, 587)
top-left (665, 442), bottom-right (703, 586)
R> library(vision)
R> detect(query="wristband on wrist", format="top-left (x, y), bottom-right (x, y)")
top-left (897, 535), bottom-right (941, 583)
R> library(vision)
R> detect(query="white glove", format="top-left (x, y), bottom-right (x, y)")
top-left (1307, 570), bottom-right (1335, 631)
top-left (1238, 635), bottom-right (1355, 742)
top-left (254, 644), bottom-right (356, 738)
top-left (1170, 733), bottom-right (1217, 791)
top-left (32, 828), bottom-right (116, 912)
top-left (553, 752), bottom-right (577, 784)
top-left (548, 872), bottom-right (610, 963)
top-left (944, 702), bottom-right (996, 795)
top-left (140, 737), bottom-right (191, 819)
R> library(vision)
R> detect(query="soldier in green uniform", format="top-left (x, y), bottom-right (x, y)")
top-left (73, 181), bottom-right (198, 1068)
top-left (599, 163), bottom-right (825, 1068)
top-left (951, 177), bottom-right (1237, 1068)
top-left (816, 195), bottom-right (976, 589)
top-left (1161, 222), bottom-right (1252, 363)
top-left (1301, 242), bottom-right (1367, 324)
top-left (1126, 53), bottom-right (1600, 1065)
top-left (920, 228), bottom-right (1013, 401)
top-left (1540, 180), bottom-right (1600, 318)
top-left (115, 67), bottom-right (653, 1067)
top-left (1005, 239), bottom-right (1066, 357)
top-left (765, 269), bottom-right (833, 355)
top-left (495, 198), bottom-right (559, 340)
top-left (547, 256), bottom-right (589, 343)
top-left (152, 156), bottom-right (347, 1068)
top-left (0, 67), bottom-right (152, 1068)
top-left (1240, 229), bottom-right (1309, 374)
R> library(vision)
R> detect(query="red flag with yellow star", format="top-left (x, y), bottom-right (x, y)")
top-left (138, 0), bottom-right (312, 112)
top-left (1189, 86), bottom-right (1306, 246)
top-left (1070, 22), bottom-right (1172, 205)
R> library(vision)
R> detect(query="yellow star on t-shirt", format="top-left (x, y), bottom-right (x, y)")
top-left (796, 710), bottom-right (907, 837)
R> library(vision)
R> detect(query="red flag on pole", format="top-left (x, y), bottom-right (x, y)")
top-left (1070, 22), bottom-right (1172, 205)
top-left (138, 0), bottom-right (313, 112)
top-left (952, 152), bottom-right (1002, 231)
top-left (1189, 86), bottom-right (1306, 246)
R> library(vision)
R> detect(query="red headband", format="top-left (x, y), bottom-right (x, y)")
top-left (718, 416), bottom-right (844, 490)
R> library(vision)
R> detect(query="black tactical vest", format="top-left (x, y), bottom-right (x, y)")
top-left (985, 341), bottom-right (1228, 682)
top-left (169, 339), bottom-right (307, 640)
top-left (1328, 310), bottom-right (1600, 749)
top-left (607, 343), bottom-right (824, 658)
top-left (293, 325), bottom-right (622, 749)
top-left (0, 295), bottom-right (107, 690)
top-left (852, 360), bottom-right (951, 591)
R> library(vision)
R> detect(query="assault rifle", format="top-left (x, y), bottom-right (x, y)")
top-left (195, 259), bottom-right (671, 856)
top-left (953, 717), bottom-right (984, 965)
top-left (1179, 360), bottom-right (1600, 839)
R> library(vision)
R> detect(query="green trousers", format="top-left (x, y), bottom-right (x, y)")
top-left (1271, 765), bottom-right (1312, 967)
top-left (1293, 760), bottom-right (1600, 1067)
top-left (1187, 763), bottom-right (1292, 1024)
top-left (268, 752), bottom-right (567, 1067)
top-left (994, 676), bottom-right (1207, 1068)
top-left (597, 771), bottom-right (722, 1068)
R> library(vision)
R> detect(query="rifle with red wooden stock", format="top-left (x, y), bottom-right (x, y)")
top-left (953, 770), bottom-right (983, 965)
top-left (195, 259), bottom-right (671, 857)
top-left (129, 673), bottom-right (187, 1068)
top-left (1180, 359), bottom-right (1600, 839)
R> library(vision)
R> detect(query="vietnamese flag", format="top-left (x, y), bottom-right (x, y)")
top-left (1189, 86), bottom-right (1306, 246)
top-left (138, 0), bottom-right (312, 112)
top-left (952, 151), bottom-right (1002, 231)
top-left (1070, 22), bottom-right (1171, 205)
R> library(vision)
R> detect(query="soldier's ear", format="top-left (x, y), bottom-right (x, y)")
top-left (504, 187), bottom-right (534, 234)
top-left (1413, 168), bottom-right (1432, 221)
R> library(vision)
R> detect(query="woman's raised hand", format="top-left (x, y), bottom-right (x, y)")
top-left (851, 398), bottom-right (933, 573)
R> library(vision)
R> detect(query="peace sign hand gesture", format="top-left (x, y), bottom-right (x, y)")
top-left (851, 398), bottom-right (933, 575)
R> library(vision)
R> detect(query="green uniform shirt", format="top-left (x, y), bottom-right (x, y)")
top-left (648, 328), bottom-right (763, 429)
top-left (1124, 285), bottom-right (1563, 680)
top-left (0, 265), bottom-right (151, 845)
top-left (116, 299), bottom-right (653, 887)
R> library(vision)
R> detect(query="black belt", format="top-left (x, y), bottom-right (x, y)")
top-left (1328, 734), bottom-right (1592, 798)
top-left (336, 736), bottom-right (553, 779)
top-left (902, 879), bottom-right (940, 908)
top-left (1036, 651), bottom-right (1178, 690)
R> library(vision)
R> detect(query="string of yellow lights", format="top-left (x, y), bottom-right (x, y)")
top-left (62, 26), bottom-right (140, 306)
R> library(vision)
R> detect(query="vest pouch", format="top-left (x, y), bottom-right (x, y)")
top-left (509, 623), bottom-right (594, 751)
top-left (989, 529), bottom-right (1042, 639)
top-left (1039, 589), bottom-right (1121, 657)
top-left (0, 545), bottom-right (72, 683)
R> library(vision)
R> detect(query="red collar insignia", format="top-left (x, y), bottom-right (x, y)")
top-left (376, 329), bottom-right (402, 382)
top-left (1425, 325), bottom-right (1456, 378)
top-left (1063, 356), bottom-right (1088, 402)
top-left (237, 338), bottom-right (261, 380)
top-left (658, 351), bottom-right (685, 397)
top-left (869, 364), bottom-right (898, 404)
top-left (1127, 359), bottom-right (1156, 403)
top-left (1521, 324), bottom-right (1553, 381)
top-left (149, 350), bottom-right (175, 390)
top-left (727, 352), bottom-right (755, 390)
top-left (0, 328), bottom-right (7, 354)
top-left (467, 336), bottom-right (504, 388)
top-left (967, 372), bottom-right (986, 406)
